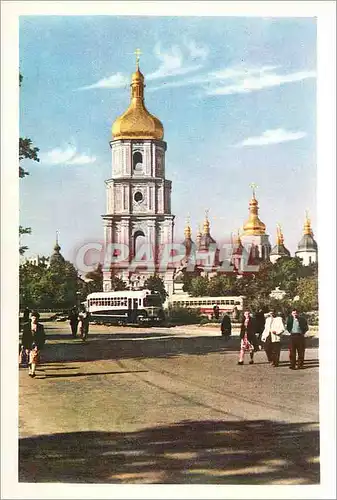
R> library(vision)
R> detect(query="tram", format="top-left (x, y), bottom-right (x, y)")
top-left (167, 295), bottom-right (245, 319)
top-left (86, 289), bottom-right (165, 325)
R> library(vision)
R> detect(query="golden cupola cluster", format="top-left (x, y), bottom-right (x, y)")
top-left (111, 56), bottom-right (164, 141)
top-left (242, 186), bottom-right (266, 236)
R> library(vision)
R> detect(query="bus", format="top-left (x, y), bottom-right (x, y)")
top-left (167, 295), bottom-right (245, 319)
top-left (86, 289), bottom-right (165, 326)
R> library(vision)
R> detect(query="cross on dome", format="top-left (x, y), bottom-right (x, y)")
top-left (134, 48), bottom-right (142, 68)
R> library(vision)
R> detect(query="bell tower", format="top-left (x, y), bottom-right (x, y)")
top-left (102, 52), bottom-right (175, 291)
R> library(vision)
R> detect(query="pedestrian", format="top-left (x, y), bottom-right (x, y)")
top-left (261, 310), bottom-right (285, 367)
top-left (21, 311), bottom-right (45, 377)
top-left (254, 309), bottom-right (266, 349)
top-left (78, 305), bottom-right (90, 341)
top-left (68, 307), bottom-right (79, 338)
top-left (286, 309), bottom-right (309, 369)
top-left (220, 312), bottom-right (232, 340)
top-left (23, 307), bottom-right (30, 323)
top-left (238, 310), bottom-right (256, 365)
top-left (213, 305), bottom-right (220, 320)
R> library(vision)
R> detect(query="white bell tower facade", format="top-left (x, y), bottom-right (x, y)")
top-left (102, 60), bottom-right (175, 292)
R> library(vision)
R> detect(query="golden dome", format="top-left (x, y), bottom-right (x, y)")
top-left (184, 216), bottom-right (192, 239)
top-left (242, 192), bottom-right (266, 236)
top-left (112, 65), bottom-right (164, 141)
top-left (276, 224), bottom-right (284, 245)
top-left (303, 211), bottom-right (313, 236)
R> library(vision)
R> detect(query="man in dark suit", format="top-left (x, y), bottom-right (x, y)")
top-left (286, 309), bottom-right (309, 369)
top-left (220, 313), bottom-right (232, 340)
top-left (21, 311), bottom-right (45, 377)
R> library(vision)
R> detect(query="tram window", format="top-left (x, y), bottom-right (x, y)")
top-left (230, 300), bottom-right (234, 305)
top-left (216, 300), bottom-right (220, 305)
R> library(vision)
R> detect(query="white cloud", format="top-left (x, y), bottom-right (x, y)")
top-left (205, 68), bottom-right (316, 96)
top-left (184, 39), bottom-right (209, 60)
top-left (234, 128), bottom-right (307, 147)
top-left (41, 146), bottom-right (96, 165)
top-left (77, 72), bottom-right (129, 90)
top-left (147, 42), bottom-right (202, 80)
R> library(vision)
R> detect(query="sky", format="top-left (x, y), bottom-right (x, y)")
top-left (19, 15), bottom-right (317, 265)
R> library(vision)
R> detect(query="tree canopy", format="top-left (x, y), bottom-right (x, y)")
top-left (144, 275), bottom-right (168, 303)
top-left (182, 256), bottom-right (318, 312)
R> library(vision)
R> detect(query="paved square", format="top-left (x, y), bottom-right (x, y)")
top-left (19, 323), bottom-right (319, 484)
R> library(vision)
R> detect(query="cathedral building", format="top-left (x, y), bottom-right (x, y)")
top-left (102, 58), bottom-right (175, 293)
top-left (100, 56), bottom-right (317, 295)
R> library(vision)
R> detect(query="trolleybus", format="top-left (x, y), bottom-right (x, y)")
top-left (86, 289), bottom-right (165, 325)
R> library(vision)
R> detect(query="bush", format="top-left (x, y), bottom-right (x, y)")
top-left (167, 307), bottom-right (202, 325)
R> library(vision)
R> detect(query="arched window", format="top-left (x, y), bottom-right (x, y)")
top-left (133, 151), bottom-right (143, 171)
top-left (133, 230), bottom-right (146, 257)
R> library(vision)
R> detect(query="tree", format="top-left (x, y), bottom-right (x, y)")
top-left (83, 263), bottom-right (104, 294)
top-left (19, 258), bottom-right (80, 310)
top-left (144, 275), bottom-right (168, 303)
top-left (296, 276), bottom-right (318, 311)
top-left (207, 274), bottom-right (237, 296)
top-left (19, 137), bottom-right (40, 178)
top-left (188, 276), bottom-right (209, 297)
top-left (19, 226), bottom-right (32, 255)
top-left (271, 256), bottom-right (304, 298)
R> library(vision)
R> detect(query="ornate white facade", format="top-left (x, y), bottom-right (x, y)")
top-left (102, 140), bottom-right (175, 292)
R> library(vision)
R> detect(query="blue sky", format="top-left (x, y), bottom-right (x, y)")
top-left (19, 16), bottom-right (317, 264)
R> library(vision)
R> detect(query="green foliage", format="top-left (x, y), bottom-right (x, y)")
top-left (296, 276), bottom-right (318, 311)
top-left (207, 274), bottom-right (238, 296)
top-left (19, 258), bottom-right (79, 310)
top-left (19, 226), bottom-right (32, 255)
top-left (270, 256), bottom-right (303, 298)
top-left (180, 257), bottom-right (318, 314)
top-left (188, 276), bottom-right (209, 297)
top-left (167, 306), bottom-right (202, 325)
top-left (144, 274), bottom-right (167, 302)
top-left (19, 137), bottom-right (40, 178)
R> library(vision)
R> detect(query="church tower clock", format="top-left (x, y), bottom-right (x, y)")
top-left (102, 53), bottom-right (175, 292)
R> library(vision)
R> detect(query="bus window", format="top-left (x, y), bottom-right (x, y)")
top-left (216, 300), bottom-right (220, 305)
top-left (230, 300), bottom-right (234, 305)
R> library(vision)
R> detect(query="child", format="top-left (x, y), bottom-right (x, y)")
top-left (28, 343), bottom-right (39, 377)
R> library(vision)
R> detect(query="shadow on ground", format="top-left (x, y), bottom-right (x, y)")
top-left (37, 331), bottom-right (319, 364)
top-left (19, 419), bottom-right (319, 484)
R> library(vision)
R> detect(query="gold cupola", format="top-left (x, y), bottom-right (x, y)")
top-left (112, 52), bottom-right (164, 141)
top-left (242, 185), bottom-right (266, 236)
top-left (184, 216), bottom-right (192, 240)
top-left (276, 224), bottom-right (284, 245)
top-left (303, 212), bottom-right (313, 236)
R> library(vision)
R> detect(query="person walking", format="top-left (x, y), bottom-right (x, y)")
top-left (286, 309), bottom-right (309, 369)
top-left (23, 307), bottom-right (30, 323)
top-left (254, 309), bottom-right (266, 350)
top-left (78, 305), bottom-right (90, 341)
top-left (68, 307), bottom-right (79, 338)
top-left (21, 311), bottom-right (45, 377)
top-left (261, 310), bottom-right (285, 367)
top-left (238, 311), bottom-right (256, 365)
top-left (220, 312), bottom-right (232, 340)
